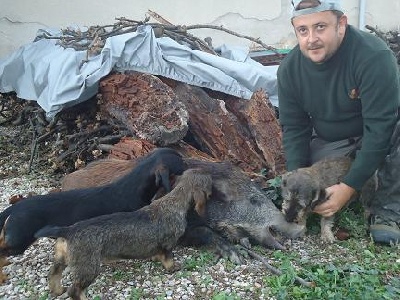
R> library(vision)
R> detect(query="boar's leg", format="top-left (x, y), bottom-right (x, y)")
top-left (179, 226), bottom-right (243, 264)
top-left (242, 226), bottom-right (286, 250)
top-left (219, 223), bottom-right (287, 251)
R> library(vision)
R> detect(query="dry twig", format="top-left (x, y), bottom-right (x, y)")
top-left (38, 11), bottom-right (280, 58)
top-left (238, 244), bottom-right (316, 288)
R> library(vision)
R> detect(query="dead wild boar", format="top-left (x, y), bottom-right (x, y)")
top-left (183, 159), bottom-right (305, 251)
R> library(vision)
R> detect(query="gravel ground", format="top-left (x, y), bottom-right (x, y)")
top-left (0, 168), bottom-right (285, 300)
top-left (0, 125), bottom-right (338, 299)
top-left (0, 125), bottom-right (287, 300)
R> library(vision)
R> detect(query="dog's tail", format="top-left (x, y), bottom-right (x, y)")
top-left (34, 225), bottom-right (67, 239)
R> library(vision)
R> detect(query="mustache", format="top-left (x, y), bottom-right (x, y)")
top-left (307, 44), bottom-right (323, 50)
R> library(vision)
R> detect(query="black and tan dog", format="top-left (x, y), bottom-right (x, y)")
top-left (0, 148), bottom-right (185, 283)
top-left (35, 168), bottom-right (212, 300)
top-left (281, 156), bottom-right (375, 243)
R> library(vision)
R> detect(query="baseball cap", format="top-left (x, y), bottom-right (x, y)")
top-left (291, 0), bottom-right (343, 18)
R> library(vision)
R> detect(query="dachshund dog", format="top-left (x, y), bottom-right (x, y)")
top-left (0, 148), bottom-right (185, 283)
top-left (281, 156), bottom-right (375, 243)
top-left (35, 168), bottom-right (212, 300)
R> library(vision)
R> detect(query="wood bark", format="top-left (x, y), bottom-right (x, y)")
top-left (173, 82), bottom-right (285, 176)
top-left (99, 72), bottom-right (286, 178)
top-left (98, 72), bottom-right (188, 146)
top-left (224, 90), bottom-right (286, 176)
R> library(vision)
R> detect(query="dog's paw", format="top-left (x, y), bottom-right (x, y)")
top-left (49, 274), bottom-right (67, 296)
top-left (0, 258), bottom-right (10, 268)
top-left (320, 231), bottom-right (336, 243)
top-left (50, 285), bottom-right (66, 297)
top-left (0, 273), bottom-right (8, 284)
top-left (166, 262), bottom-right (181, 273)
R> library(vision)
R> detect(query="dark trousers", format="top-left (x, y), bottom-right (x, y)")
top-left (310, 120), bottom-right (400, 222)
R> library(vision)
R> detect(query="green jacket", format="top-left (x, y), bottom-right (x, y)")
top-left (277, 25), bottom-right (400, 190)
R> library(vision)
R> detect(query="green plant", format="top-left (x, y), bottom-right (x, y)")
top-left (129, 287), bottom-right (145, 300)
top-left (337, 201), bottom-right (368, 238)
top-left (265, 175), bottom-right (283, 208)
top-left (112, 270), bottom-right (130, 281)
top-left (183, 250), bottom-right (215, 271)
top-left (37, 293), bottom-right (49, 300)
top-left (262, 257), bottom-right (400, 300)
top-left (258, 210), bottom-right (400, 300)
top-left (212, 291), bottom-right (241, 300)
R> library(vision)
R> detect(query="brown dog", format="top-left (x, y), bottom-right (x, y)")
top-left (35, 168), bottom-right (212, 300)
top-left (281, 156), bottom-right (375, 243)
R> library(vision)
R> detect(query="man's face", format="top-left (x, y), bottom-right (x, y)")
top-left (292, 11), bottom-right (347, 64)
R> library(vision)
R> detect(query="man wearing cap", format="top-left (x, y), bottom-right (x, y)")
top-left (277, 0), bottom-right (400, 245)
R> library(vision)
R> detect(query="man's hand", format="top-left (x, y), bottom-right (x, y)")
top-left (313, 182), bottom-right (356, 217)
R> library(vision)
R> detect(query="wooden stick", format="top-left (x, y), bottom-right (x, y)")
top-left (237, 244), bottom-right (316, 288)
top-left (28, 118), bottom-right (38, 174)
top-left (39, 13), bottom-right (280, 55)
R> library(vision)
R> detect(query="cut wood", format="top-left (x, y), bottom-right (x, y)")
top-left (99, 72), bottom-right (189, 146)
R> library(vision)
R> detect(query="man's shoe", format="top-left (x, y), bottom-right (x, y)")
top-left (369, 215), bottom-right (400, 245)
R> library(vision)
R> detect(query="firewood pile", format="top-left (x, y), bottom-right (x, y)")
top-left (0, 71), bottom-right (285, 185)
top-left (0, 13), bottom-right (289, 184)
top-left (366, 25), bottom-right (400, 63)
top-left (99, 72), bottom-right (286, 177)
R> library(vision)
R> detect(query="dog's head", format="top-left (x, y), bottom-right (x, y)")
top-left (281, 169), bottom-right (327, 224)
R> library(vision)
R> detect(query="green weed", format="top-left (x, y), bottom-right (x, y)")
top-left (212, 291), bottom-right (241, 300)
top-left (183, 250), bottom-right (215, 271)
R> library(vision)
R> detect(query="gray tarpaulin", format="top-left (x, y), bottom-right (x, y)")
top-left (0, 25), bottom-right (278, 118)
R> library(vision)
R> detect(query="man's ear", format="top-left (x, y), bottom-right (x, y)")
top-left (338, 15), bottom-right (348, 35)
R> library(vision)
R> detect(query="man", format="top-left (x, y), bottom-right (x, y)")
top-left (277, 0), bottom-right (400, 245)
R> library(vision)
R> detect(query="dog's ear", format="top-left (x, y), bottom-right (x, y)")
top-left (193, 190), bottom-right (208, 216)
top-left (155, 164), bottom-right (172, 192)
top-left (310, 188), bottom-right (328, 210)
top-left (281, 172), bottom-right (292, 187)
top-left (317, 188), bottom-right (328, 202)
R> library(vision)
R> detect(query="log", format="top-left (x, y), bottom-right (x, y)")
top-left (98, 72), bottom-right (285, 179)
top-left (172, 82), bottom-right (280, 175)
top-left (108, 136), bottom-right (215, 161)
top-left (108, 137), bottom-right (157, 160)
top-left (98, 72), bottom-right (188, 146)
top-left (224, 90), bottom-right (286, 177)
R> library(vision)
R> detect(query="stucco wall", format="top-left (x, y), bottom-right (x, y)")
top-left (0, 0), bottom-right (399, 59)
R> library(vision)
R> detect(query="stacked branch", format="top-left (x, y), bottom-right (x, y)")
top-left (366, 25), bottom-right (400, 63)
top-left (37, 11), bottom-right (282, 59)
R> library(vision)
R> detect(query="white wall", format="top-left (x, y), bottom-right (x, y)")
top-left (0, 0), bottom-right (399, 59)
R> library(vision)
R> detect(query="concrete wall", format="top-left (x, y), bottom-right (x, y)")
top-left (1, 0), bottom-right (399, 59)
